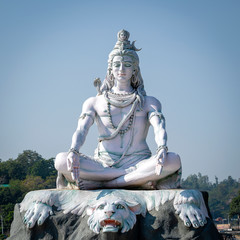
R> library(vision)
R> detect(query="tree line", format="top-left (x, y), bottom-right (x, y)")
top-left (0, 150), bottom-right (56, 238)
top-left (181, 173), bottom-right (240, 220)
top-left (0, 150), bottom-right (240, 238)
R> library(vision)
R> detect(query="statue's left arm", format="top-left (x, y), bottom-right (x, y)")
top-left (147, 97), bottom-right (167, 175)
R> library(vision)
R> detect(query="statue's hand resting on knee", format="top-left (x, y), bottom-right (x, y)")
top-left (155, 147), bottom-right (167, 176)
top-left (67, 151), bottom-right (80, 181)
top-left (23, 202), bottom-right (53, 228)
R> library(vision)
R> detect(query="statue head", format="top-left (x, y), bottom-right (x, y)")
top-left (100, 30), bottom-right (146, 105)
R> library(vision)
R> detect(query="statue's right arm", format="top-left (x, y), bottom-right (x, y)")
top-left (70, 97), bottom-right (96, 151)
top-left (67, 97), bottom-right (96, 181)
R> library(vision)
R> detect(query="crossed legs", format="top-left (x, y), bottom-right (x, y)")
top-left (54, 152), bottom-right (181, 190)
top-left (104, 152), bottom-right (181, 188)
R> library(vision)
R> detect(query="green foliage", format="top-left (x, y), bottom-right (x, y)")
top-left (0, 203), bottom-right (14, 238)
top-left (0, 160), bottom-right (12, 183)
top-left (181, 173), bottom-right (212, 191)
top-left (229, 191), bottom-right (240, 218)
top-left (181, 173), bottom-right (240, 219)
top-left (28, 158), bottom-right (56, 179)
top-left (0, 150), bottom-right (57, 236)
top-left (0, 150), bottom-right (57, 183)
top-left (0, 188), bottom-right (12, 205)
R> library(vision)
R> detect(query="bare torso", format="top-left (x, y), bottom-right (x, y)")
top-left (91, 94), bottom-right (159, 155)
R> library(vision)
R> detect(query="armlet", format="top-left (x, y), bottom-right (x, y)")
top-left (79, 112), bottom-right (95, 122)
top-left (148, 111), bottom-right (165, 121)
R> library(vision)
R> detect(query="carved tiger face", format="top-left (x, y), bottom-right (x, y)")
top-left (86, 199), bottom-right (141, 234)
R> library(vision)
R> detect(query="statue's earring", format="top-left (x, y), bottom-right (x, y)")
top-left (109, 73), bottom-right (114, 82)
top-left (131, 72), bottom-right (137, 85)
top-left (132, 74), bottom-right (137, 84)
top-left (108, 68), bottom-right (114, 82)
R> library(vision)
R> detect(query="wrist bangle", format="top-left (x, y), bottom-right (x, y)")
top-left (156, 145), bottom-right (168, 153)
top-left (68, 148), bottom-right (80, 156)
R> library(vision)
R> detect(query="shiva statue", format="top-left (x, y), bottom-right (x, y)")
top-left (55, 29), bottom-right (182, 190)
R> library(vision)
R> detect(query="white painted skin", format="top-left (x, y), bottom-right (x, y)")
top-left (112, 56), bottom-right (134, 86)
top-left (24, 202), bottom-right (53, 228)
top-left (55, 54), bottom-right (181, 189)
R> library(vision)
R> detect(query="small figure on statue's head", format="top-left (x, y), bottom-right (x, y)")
top-left (114, 29), bottom-right (141, 52)
top-left (55, 29), bottom-right (182, 190)
top-left (118, 29), bottom-right (130, 42)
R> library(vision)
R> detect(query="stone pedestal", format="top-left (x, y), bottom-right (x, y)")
top-left (7, 189), bottom-right (221, 240)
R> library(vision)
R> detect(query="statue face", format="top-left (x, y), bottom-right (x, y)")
top-left (112, 55), bottom-right (134, 83)
top-left (119, 32), bottom-right (128, 41)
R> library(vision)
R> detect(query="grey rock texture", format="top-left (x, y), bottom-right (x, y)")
top-left (8, 194), bottom-right (221, 240)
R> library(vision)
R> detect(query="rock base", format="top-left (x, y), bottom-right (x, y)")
top-left (7, 190), bottom-right (221, 240)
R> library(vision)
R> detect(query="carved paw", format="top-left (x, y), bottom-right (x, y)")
top-left (23, 202), bottom-right (53, 228)
top-left (174, 203), bottom-right (207, 228)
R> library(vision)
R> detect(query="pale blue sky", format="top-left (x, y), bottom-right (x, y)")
top-left (0, 0), bottom-right (239, 181)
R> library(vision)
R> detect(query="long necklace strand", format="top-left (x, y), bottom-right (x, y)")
top-left (106, 90), bottom-right (136, 148)
top-left (107, 102), bottom-right (134, 135)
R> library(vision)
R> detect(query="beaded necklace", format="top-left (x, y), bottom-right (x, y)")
top-left (109, 89), bottom-right (136, 96)
top-left (104, 91), bottom-right (136, 108)
top-left (107, 102), bottom-right (134, 135)
top-left (104, 90), bottom-right (137, 148)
